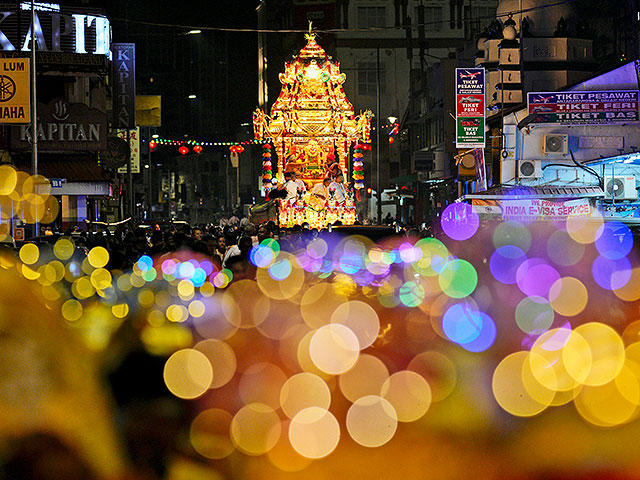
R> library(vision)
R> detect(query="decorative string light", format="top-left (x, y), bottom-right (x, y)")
top-left (153, 138), bottom-right (265, 147)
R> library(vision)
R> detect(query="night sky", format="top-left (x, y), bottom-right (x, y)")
top-left (98, 0), bottom-right (260, 135)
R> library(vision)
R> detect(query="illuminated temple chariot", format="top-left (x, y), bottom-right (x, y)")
top-left (253, 26), bottom-right (372, 228)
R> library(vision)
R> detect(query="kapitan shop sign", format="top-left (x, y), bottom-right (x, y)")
top-left (0, 2), bottom-right (111, 58)
top-left (11, 97), bottom-right (107, 151)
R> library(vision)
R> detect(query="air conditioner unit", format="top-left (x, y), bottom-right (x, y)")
top-left (543, 134), bottom-right (569, 155)
top-left (605, 176), bottom-right (638, 200)
top-left (518, 159), bottom-right (542, 179)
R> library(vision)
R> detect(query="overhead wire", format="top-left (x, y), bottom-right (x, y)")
top-left (112, 0), bottom-right (577, 35)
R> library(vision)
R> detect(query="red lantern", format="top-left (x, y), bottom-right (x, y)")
top-left (179, 146), bottom-right (189, 155)
top-left (388, 137), bottom-right (395, 144)
top-left (193, 145), bottom-right (203, 154)
top-left (236, 145), bottom-right (244, 154)
top-left (149, 140), bottom-right (157, 151)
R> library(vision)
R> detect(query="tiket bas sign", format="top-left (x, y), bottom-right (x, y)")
top-left (112, 43), bottom-right (135, 129)
top-left (456, 68), bottom-right (485, 149)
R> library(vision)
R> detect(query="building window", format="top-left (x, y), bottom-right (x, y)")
top-left (357, 61), bottom-right (385, 96)
top-left (357, 6), bottom-right (387, 28)
top-left (415, 6), bottom-right (443, 32)
top-left (472, 6), bottom-right (495, 30)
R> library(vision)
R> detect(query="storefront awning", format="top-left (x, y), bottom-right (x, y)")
top-left (461, 184), bottom-right (603, 201)
top-left (14, 155), bottom-right (111, 182)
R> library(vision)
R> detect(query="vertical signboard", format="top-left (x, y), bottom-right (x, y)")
top-left (112, 43), bottom-right (136, 129)
top-left (116, 127), bottom-right (140, 173)
top-left (0, 58), bottom-right (30, 124)
top-left (456, 68), bottom-right (485, 148)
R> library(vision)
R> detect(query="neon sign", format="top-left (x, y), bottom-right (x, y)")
top-left (0, 4), bottom-right (111, 59)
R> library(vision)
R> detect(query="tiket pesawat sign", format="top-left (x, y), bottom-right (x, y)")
top-left (456, 68), bottom-right (485, 149)
top-left (0, 2), bottom-right (111, 58)
top-left (527, 91), bottom-right (640, 125)
top-left (112, 43), bottom-right (136, 129)
top-left (10, 97), bottom-right (107, 150)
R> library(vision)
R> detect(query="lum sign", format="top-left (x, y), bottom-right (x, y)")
top-left (0, 2), bottom-right (111, 58)
top-left (0, 57), bottom-right (29, 123)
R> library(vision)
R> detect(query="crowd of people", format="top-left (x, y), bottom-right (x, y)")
top-left (22, 213), bottom-right (433, 280)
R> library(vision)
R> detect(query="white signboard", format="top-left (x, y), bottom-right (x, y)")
top-left (472, 198), bottom-right (591, 220)
top-left (116, 127), bottom-right (140, 173)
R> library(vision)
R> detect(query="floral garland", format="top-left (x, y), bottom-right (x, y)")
top-left (352, 143), bottom-right (365, 190)
top-left (262, 144), bottom-right (272, 189)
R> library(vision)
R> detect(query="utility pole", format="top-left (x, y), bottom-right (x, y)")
top-left (376, 46), bottom-right (382, 224)
top-left (30, 0), bottom-right (38, 236)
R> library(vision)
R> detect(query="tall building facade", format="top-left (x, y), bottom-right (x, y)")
top-left (108, 0), bottom-right (234, 221)
top-left (0, 2), bottom-right (113, 232)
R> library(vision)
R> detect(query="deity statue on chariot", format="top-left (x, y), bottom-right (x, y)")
top-left (252, 24), bottom-right (372, 229)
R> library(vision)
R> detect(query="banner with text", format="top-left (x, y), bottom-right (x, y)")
top-left (112, 43), bottom-right (136, 129)
top-left (456, 68), bottom-right (485, 148)
top-left (116, 127), bottom-right (140, 174)
top-left (0, 58), bottom-right (30, 124)
top-left (527, 90), bottom-right (639, 125)
top-left (472, 198), bottom-right (592, 220)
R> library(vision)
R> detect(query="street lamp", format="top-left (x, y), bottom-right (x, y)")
top-left (188, 94), bottom-right (197, 99)
top-left (186, 29), bottom-right (201, 35)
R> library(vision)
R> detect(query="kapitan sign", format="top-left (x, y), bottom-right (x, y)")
top-left (0, 2), bottom-right (111, 58)
top-left (528, 91), bottom-right (639, 125)
top-left (112, 43), bottom-right (136, 129)
top-left (456, 68), bottom-right (485, 148)
top-left (10, 97), bottom-right (107, 151)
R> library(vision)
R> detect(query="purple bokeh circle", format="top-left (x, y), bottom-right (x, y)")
top-left (440, 202), bottom-right (480, 241)
top-left (490, 245), bottom-right (526, 284)
top-left (592, 255), bottom-right (632, 291)
top-left (516, 258), bottom-right (561, 298)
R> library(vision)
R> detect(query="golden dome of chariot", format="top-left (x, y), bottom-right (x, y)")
top-left (253, 24), bottom-right (372, 185)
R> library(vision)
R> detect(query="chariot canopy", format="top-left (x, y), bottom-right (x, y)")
top-left (253, 24), bottom-right (372, 188)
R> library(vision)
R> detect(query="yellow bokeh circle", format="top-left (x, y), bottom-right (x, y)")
top-left (548, 277), bottom-right (588, 317)
top-left (163, 348), bottom-right (212, 399)
top-left (289, 407), bottom-right (340, 459)
top-left (190, 408), bottom-right (234, 459)
top-left (230, 403), bottom-right (281, 456)
top-left (19, 243), bottom-right (39, 265)
top-left (87, 246), bottom-right (109, 268)
top-left (493, 351), bottom-right (552, 417)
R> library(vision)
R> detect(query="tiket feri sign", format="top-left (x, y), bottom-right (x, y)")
top-left (456, 68), bottom-right (485, 149)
